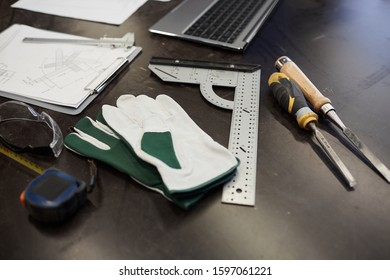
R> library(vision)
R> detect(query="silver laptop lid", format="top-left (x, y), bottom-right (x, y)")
top-left (149, 0), bottom-right (279, 51)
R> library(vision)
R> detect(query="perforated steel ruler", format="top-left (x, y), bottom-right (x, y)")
top-left (149, 57), bottom-right (261, 206)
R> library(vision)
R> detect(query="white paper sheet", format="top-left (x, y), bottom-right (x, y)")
top-left (11, 0), bottom-right (148, 25)
top-left (0, 24), bottom-right (138, 108)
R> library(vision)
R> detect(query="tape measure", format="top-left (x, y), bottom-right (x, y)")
top-left (149, 57), bottom-right (261, 206)
top-left (0, 145), bottom-right (88, 223)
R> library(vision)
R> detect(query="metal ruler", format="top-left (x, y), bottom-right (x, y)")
top-left (149, 57), bottom-right (261, 206)
top-left (23, 32), bottom-right (135, 49)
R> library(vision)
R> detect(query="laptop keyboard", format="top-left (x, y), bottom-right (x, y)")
top-left (184, 0), bottom-right (265, 43)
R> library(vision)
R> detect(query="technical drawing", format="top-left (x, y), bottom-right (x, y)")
top-left (31, 48), bottom-right (103, 90)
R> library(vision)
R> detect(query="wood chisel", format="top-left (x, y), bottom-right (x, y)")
top-left (268, 73), bottom-right (356, 188)
top-left (275, 56), bottom-right (390, 183)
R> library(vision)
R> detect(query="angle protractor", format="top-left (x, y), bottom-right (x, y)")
top-left (149, 57), bottom-right (261, 206)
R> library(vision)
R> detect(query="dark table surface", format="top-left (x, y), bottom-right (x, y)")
top-left (1, 0), bottom-right (390, 260)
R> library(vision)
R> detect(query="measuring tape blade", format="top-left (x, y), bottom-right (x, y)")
top-left (149, 57), bottom-right (261, 206)
top-left (0, 146), bottom-right (45, 174)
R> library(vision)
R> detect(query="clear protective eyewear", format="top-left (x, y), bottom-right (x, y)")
top-left (0, 101), bottom-right (63, 157)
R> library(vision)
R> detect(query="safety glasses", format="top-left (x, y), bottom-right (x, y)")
top-left (0, 101), bottom-right (63, 157)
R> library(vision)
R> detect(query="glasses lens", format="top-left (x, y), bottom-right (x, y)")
top-left (0, 101), bottom-right (63, 157)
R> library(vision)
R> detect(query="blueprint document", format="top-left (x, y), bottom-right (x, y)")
top-left (0, 24), bottom-right (139, 109)
top-left (11, 0), bottom-right (148, 25)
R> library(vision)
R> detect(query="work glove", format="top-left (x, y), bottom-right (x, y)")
top-left (64, 114), bottom-right (235, 209)
top-left (102, 94), bottom-right (239, 194)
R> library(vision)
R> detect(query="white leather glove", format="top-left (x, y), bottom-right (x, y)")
top-left (102, 94), bottom-right (239, 194)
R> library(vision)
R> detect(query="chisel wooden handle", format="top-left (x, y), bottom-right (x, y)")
top-left (275, 56), bottom-right (331, 112)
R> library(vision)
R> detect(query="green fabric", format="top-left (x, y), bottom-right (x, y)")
top-left (141, 132), bottom-right (181, 169)
top-left (66, 117), bottom-right (160, 186)
top-left (64, 116), bottom-right (204, 209)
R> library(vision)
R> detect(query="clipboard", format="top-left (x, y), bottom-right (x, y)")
top-left (0, 24), bottom-right (142, 115)
top-left (0, 46), bottom-right (141, 115)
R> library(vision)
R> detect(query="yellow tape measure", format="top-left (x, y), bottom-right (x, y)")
top-left (1, 145), bottom-right (93, 223)
top-left (0, 145), bottom-right (44, 174)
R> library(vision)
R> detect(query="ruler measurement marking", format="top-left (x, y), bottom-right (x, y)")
top-left (154, 67), bottom-right (178, 79)
top-left (221, 70), bottom-right (260, 206)
top-left (0, 146), bottom-right (44, 174)
top-left (148, 59), bottom-right (261, 206)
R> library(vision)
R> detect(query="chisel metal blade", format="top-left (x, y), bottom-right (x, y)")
top-left (326, 110), bottom-right (390, 183)
top-left (343, 127), bottom-right (390, 183)
top-left (308, 123), bottom-right (357, 188)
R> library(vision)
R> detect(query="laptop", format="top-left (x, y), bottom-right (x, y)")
top-left (149, 0), bottom-right (279, 52)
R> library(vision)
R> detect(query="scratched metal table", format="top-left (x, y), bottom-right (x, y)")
top-left (1, 0), bottom-right (390, 259)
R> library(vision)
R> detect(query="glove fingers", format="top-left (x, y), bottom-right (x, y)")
top-left (116, 94), bottom-right (144, 122)
top-left (65, 117), bottom-right (121, 160)
top-left (118, 94), bottom-right (171, 124)
top-left (136, 95), bottom-right (170, 132)
top-left (71, 117), bottom-right (119, 147)
top-left (155, 94), bottom-right (187, 119)
top-left (137, 95), bottom-right (171, 118)
top-left (102, 104), bottom-right (142, 149)
top-left (112, 95), bottom-right (177, 167)
top-left (155, 95), bottom-right (207, 136)
top-left (65, 132), bottom-right (109, 157)
top-left (116, 94), bottom-right (168, 122)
